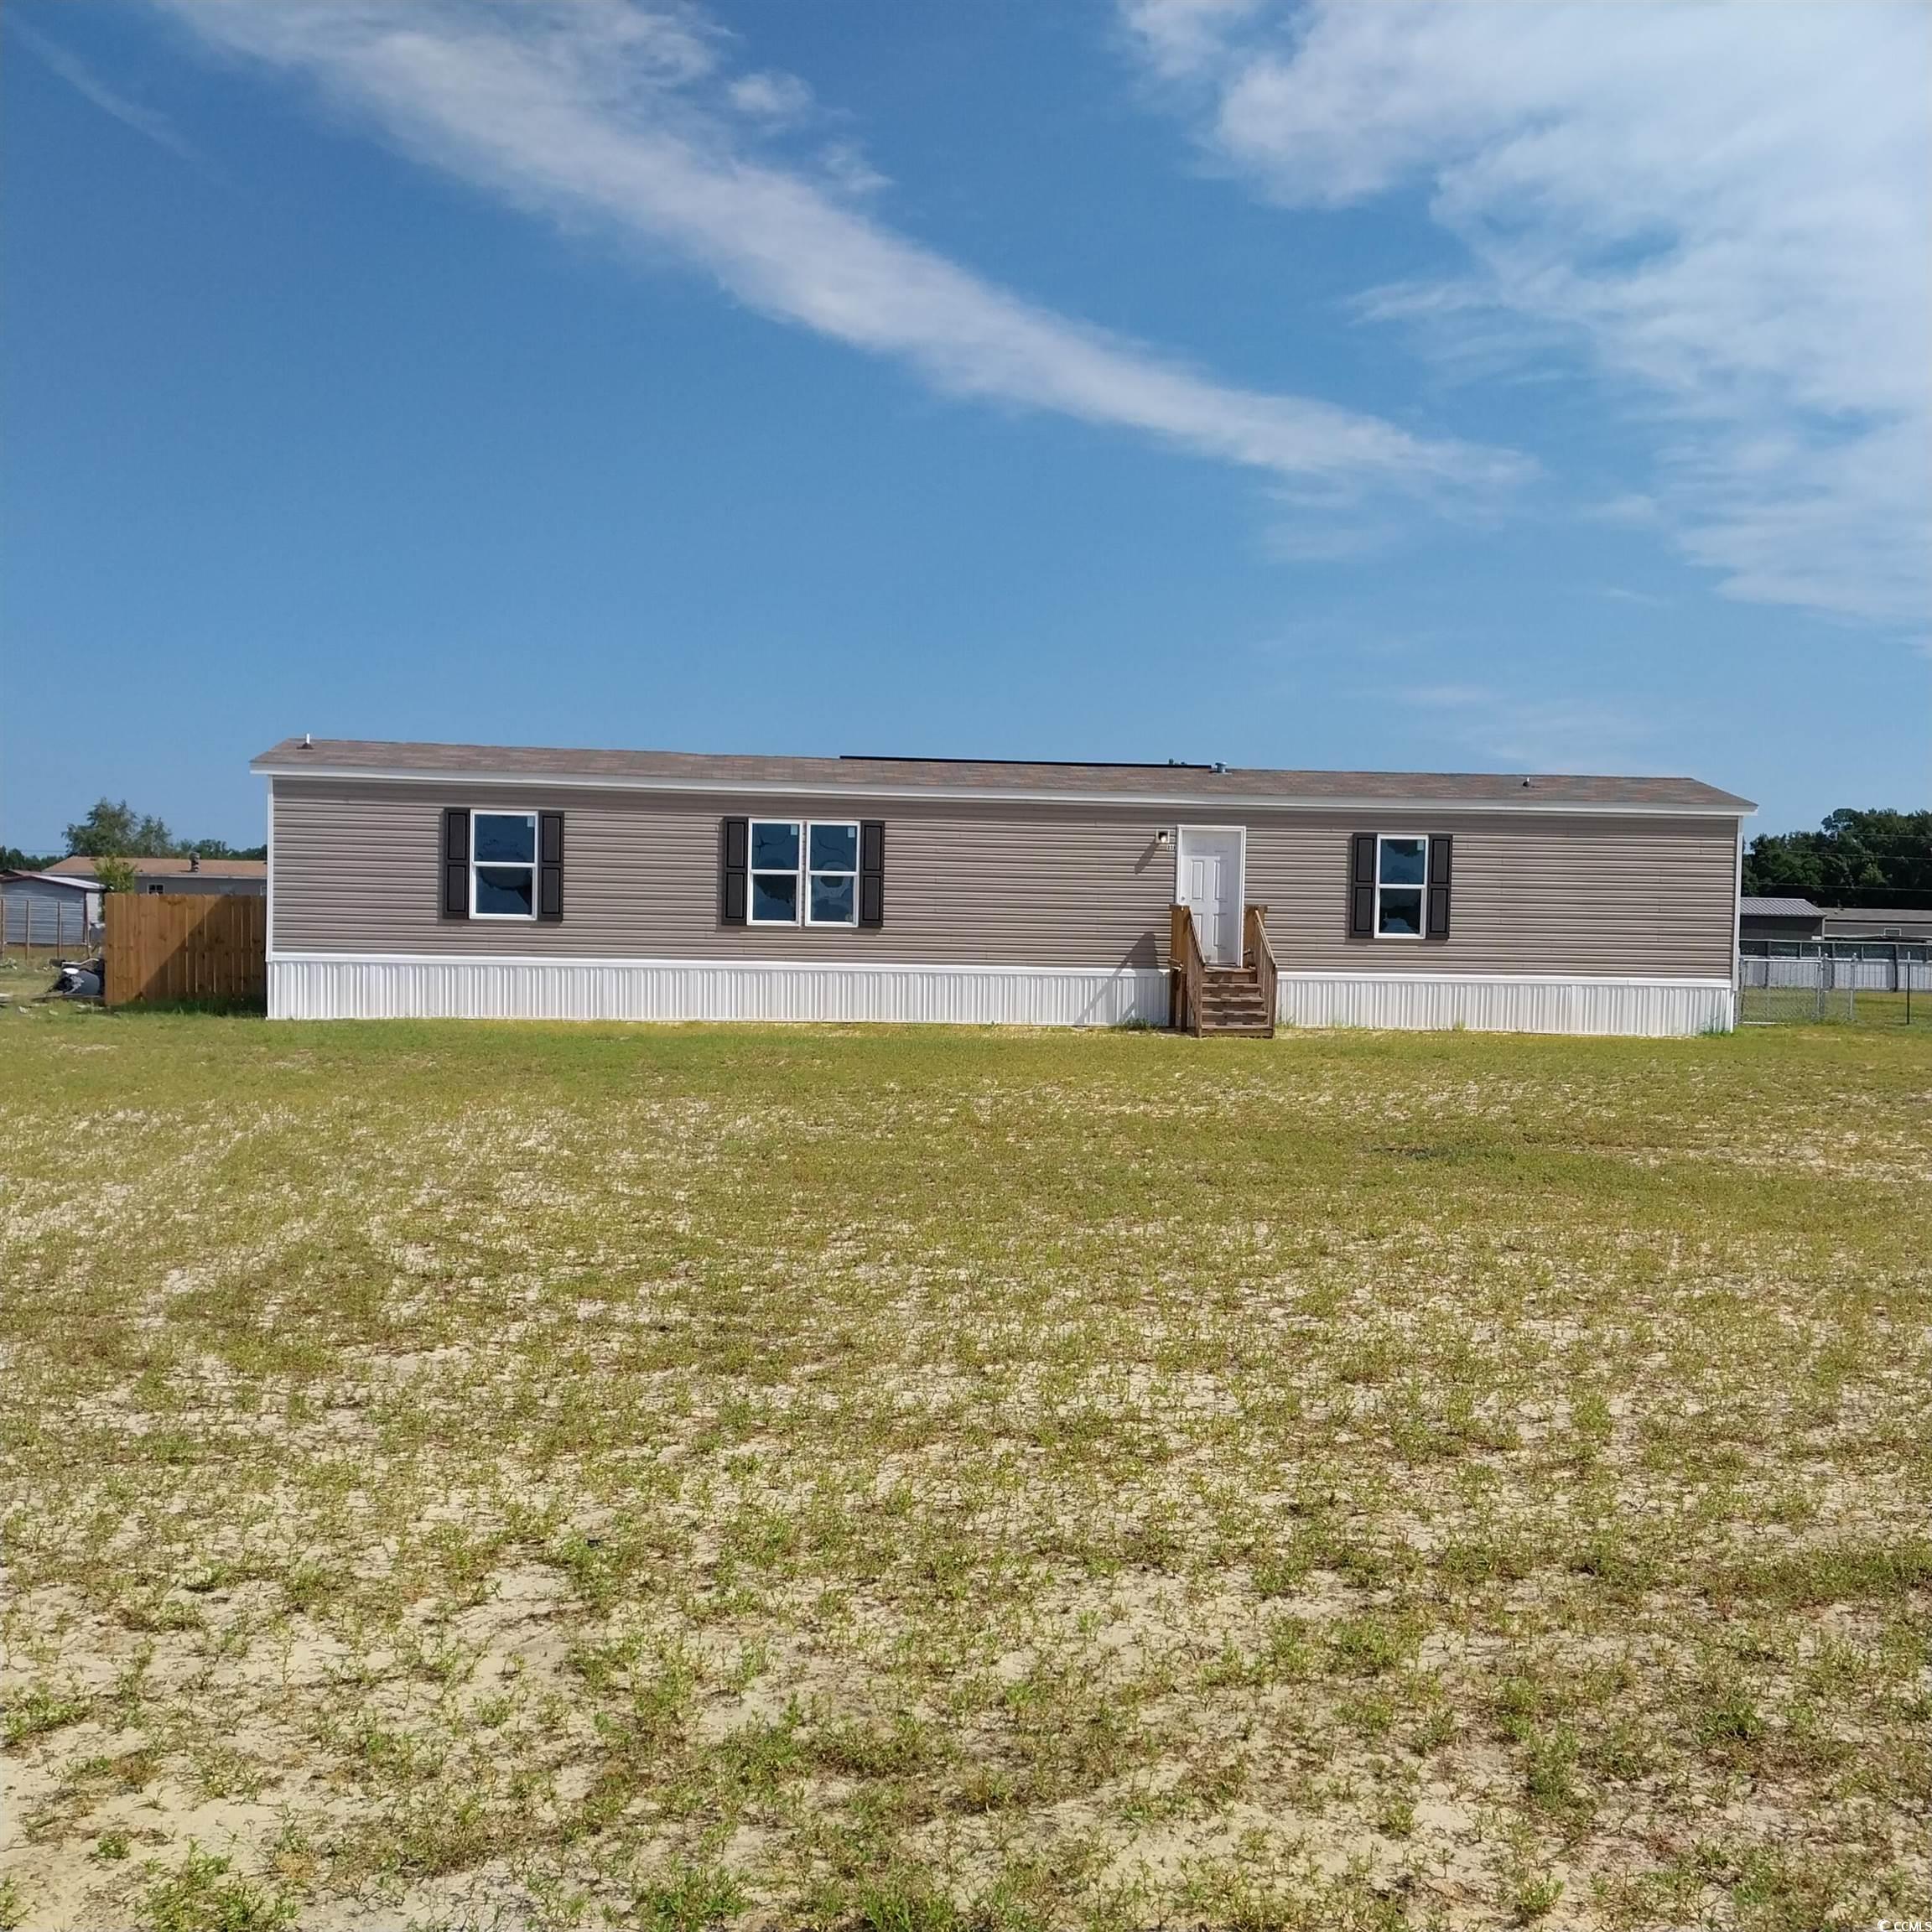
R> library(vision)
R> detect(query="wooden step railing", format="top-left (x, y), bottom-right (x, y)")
top-left (1170, 902), bottom-right (1206, 1036)
top-left (1244, 903), bottom-right (1278, 1037)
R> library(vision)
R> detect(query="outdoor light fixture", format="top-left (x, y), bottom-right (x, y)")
top-left (1156, 828), bottom-right (1171, 846)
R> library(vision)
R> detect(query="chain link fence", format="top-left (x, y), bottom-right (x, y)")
top-left (1737, 953), bottom-right (1930, 1027)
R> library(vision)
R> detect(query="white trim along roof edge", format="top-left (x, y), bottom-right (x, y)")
top-left (253, 761), bottom-right (1753, 819)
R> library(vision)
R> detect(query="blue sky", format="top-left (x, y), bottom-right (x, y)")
top-left (3, 0), bottom-right (1927, 852)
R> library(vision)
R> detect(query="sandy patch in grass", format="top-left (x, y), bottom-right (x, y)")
top-left (3, 1013), bottom-right (1929, 1929)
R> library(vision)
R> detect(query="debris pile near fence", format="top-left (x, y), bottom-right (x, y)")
top-left (104, 894), bottom-right (266, 1007)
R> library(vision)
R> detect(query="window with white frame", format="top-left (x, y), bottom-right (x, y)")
top-left (806, 822), bottom-right (859, 926)
top-left (472, 811), bottom-right (538, 918)
top-left (748, 820), bottom-right (800, 923)
top-left (746, 818), bottom-right (860, 926)
top-left (1375, 834), bottom-right (1428, 937)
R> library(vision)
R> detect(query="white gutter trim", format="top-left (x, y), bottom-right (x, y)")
top-left (267, 951), bottom-right (1161, 976)
top-left (266, 948), bottom-right (1733, 988)
top-left (1273, 970), bottom-right (1735, 989)
top-left (250, 761), bottom-right (1753, 819)
top-left (265, 776), bottom-right (276, 956)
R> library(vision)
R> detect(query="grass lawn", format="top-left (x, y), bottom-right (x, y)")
top-left (2, 1007), bottom-right (1928, 1931)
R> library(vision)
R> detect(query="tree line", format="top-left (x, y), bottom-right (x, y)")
top-left (1743, 808), bottom-right (1931, 900)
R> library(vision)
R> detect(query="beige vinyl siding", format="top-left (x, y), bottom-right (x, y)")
top-left (273, 779), bottom-right (1737, 980)
top-left (275, 781), bottom-right (1175, 969)
top-left (1249, 811), bottom-right (1737, 979)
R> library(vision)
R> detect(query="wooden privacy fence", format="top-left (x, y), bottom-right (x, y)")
top-left (105, 894), bottom-right (267, 1007)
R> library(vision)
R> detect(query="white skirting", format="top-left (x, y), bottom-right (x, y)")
top-left (270, 954), bottom-right (1733, 1036)
top-left (1276, 972), bottom-right (1734, 1036)
top-left (268, 955), bottom-right (1170, 1027)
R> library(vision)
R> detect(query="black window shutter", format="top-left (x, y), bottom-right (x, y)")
top-left (720, 818), bottom-right (748, 925)
top-left (442, 808), bottom-right (470, 920)
top-left (538, 812), bottom-right (564, 922)
top-left (859, 821), bottom-right (885, 927)
top-left (1426, 834), bottom-right (1453, 939)
top-left (1348, 833), bottom-right (1375, 937)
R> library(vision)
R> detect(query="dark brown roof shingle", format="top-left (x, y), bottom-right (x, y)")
top-left (49, 855), bottom-right (267, 880)
top-left (251, 738), bottom-right (1754, 813)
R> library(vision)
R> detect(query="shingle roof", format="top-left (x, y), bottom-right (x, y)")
top-left (1821, 906), bottom-right (1932, 927)
top-left (251, 738), bottom-right (1754, 814)
top-left (48, 855), bottom-right (267, 880)
top-left (1739, 896), bottom-right (1824, 918)
top-left (1, 870), bottom-right (97, 891)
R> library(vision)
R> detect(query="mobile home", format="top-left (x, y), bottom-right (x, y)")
top-left (254, 739), bottom-right (1751, 1036)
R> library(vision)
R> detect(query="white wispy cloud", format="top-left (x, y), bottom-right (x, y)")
top-left (816, 139), bottom-right (889, 203)
top-left (1581, 494), bottom-right (1662, 530)
top-left (8, 13), bottom-right (199, 161)
top-left (727, 70), bottom-right (813, 127)
top-left (1262, 519), bottom-right (1393, 565)
top-left (153, 0), bottom-right (1521, 500)
top-left (1399, 683), bottom-right (1662, 774)
top-left (1120, 0), bottom-right (1265, 83)
top-left (1123, 0), bottom-right (1932, 630)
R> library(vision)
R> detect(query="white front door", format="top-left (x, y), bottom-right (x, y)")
top-left (1177, 827), bottom-right (1243, 964)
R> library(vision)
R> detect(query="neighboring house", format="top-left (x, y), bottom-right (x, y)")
top-left (1738, 896), bottom-right (1826, 944)
top-left (1, 870), bottom-right (101, 948)
top-left (47, 854), bottom-right (267, 897)
top-left (252, 737), bottom-right (1753, 1036)
top-left (1738, 899), bottom-right (1931, 960)
top-left (1820, 906), bottom-right (1932, 943)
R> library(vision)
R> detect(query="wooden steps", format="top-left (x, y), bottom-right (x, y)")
top-left (1171, 901), bottom-right (1280, 1037)
top-left (1195, 966), bottom-right (1274, 1036)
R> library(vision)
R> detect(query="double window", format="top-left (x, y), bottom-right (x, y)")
top-left (1374, 834), bottom-right (1429, 937)
top-left (472, 811), bottom-right (538, 919)
top-left (749, 819), bottom-right (860, 927)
